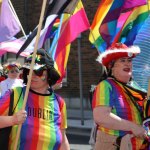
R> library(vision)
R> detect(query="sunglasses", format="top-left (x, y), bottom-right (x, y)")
top-left (9, 69), bottom-right (20, 73)
top-left (27, 69), bottom-right (45, 77)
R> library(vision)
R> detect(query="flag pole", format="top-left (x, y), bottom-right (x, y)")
top-left (13, 0), bottom-right (48, 149)
top-left (8, 0), bottom-right (27, 38)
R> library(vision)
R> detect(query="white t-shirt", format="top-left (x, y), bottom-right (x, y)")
top-left (0, 78), bottom-right (23, 97)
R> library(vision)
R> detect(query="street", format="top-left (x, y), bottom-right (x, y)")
top-left (67, 134), bottom-right (93, 150)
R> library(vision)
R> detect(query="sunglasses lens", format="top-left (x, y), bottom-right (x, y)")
top-left (16, 69), bottom-right (19, 73)
top-left (34, 70), bottom-right (44, 77)
top-left (26, 69), bottom-right (44, 77)
top-left (10, 69), bottom-right (19, 73)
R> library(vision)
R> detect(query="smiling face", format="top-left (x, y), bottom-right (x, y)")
top-left (111, 57), bottom-right (133, 83)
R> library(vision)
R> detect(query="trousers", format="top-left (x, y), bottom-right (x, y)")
top-left (94, 131), bottom-right (133, 150)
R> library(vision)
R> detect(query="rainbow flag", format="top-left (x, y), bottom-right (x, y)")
top-left (48, 14), bottom-right (70, 80)
top-left (49, 0), bottom-right (90, 80)
top-left (47, 18), bottom-right (60, 39)
top-left (0, 0), bottom-right (20, 42)
top-left (89, 0), bottom-right (125, 52)
top-left (123, 0), bottom-right (147, 10)
top-left (55, 0), bottom-right (90, 52)
top-left (112, 10), bottom-right (132, 44)
top-left (117, 4), bottom-right (149, 46)
top-left (89, 0), bottom-right (147, 53)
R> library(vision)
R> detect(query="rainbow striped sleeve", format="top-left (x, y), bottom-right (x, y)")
top-left (56, 95), bottom-right (67, 129)
top-left (92, 80), bottom-right (113, 109)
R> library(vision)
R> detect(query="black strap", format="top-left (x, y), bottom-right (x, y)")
top-left (9, 90), bottom-right (14, 115)
top-left (145, 99), bottom-right (150, 119)
top-left (0, 90), bottom-right (14, 150)
top-left (115, 136), bottom-right (122, 150)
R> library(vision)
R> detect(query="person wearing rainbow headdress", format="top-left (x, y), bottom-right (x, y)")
top-left (92, 43), bottom-right (148, 150)
top-left (0, 49), bottom-right (70, 150)
top-left (0, 62), bottom-right (23, 97)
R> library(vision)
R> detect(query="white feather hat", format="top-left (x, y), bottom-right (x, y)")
top-left (97, 43), bottom-right (140, 67)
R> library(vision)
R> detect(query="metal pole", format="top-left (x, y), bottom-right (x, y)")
top-left (77, 34), bottom-right (84, 125)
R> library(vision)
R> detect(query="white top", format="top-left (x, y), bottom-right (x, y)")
top-left (0, 78), bottom-right (23, 97)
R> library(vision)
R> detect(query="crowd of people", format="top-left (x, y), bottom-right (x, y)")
top-left (0, 45), bottom-right (150, 150)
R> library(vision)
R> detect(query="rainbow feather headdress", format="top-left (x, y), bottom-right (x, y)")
top-left (3, 62), bottom-right (21, 73)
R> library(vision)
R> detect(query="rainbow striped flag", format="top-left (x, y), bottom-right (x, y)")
top-left (89, 0), bottom-right (147, 53)
top-left (0, 0), bottom-right (20, 42)
top-left (48, 14), bottom-right (70, 81)
top-left (123, 0), bottom-right (147, 10)
top-left (89, 0), bottom-right (115, 52)
top-left (116, 4), bottom-right (150, 46)
top-left (49, 0), bottom-right (90, 81)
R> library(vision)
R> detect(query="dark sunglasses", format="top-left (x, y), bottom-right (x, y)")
top-left (27, 69), bottom-right (45, 77)
top-left (9, 69), bottom-right (20, 73)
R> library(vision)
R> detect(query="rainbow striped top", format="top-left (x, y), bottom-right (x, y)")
top-left (92, 78), bottom-right (146, 149)
top-left (0, 87), bottom-right (67, 150)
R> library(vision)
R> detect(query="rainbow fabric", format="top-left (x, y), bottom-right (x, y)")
top-left (48, 18), bottom-right (60, 39)
top-left (115, 4), bottom-right (149, 46)
top-left (0, 87), bottom-right (67, 150)
top-left (123, 0), bottom-right (147, 9)
top-left (48, 14), bottom-right (70, 81)
top-left (49, 0), bottom-right (90, 80)
top-left (89, 0), bottom-right (147, 52)
top-left (89, 0), bottom-right (115, 52)
top-left (92, 78), bottom-right (146, 149)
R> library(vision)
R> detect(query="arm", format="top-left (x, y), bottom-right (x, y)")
top-left (0, 109), bottom-right (27, 128)
top-left (93, 106), bottom-right (146, 138)
top-left (59, 130), bottom-right (70, 150)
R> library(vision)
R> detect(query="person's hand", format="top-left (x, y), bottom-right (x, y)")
top-left (12, 109), bottom-right (27, 125)
top-left (131, 124), bottom-right (148, 139)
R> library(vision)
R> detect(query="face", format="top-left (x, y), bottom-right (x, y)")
top-left (111, 57), bottom-right (132, 83)
top-left (28, 69), bottom-right (49, 93)
top-left (7, 67), bottom-right (20, 79)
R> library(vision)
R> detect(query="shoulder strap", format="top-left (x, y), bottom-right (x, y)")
top-left (9, 90), bottom-right (14, 115)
